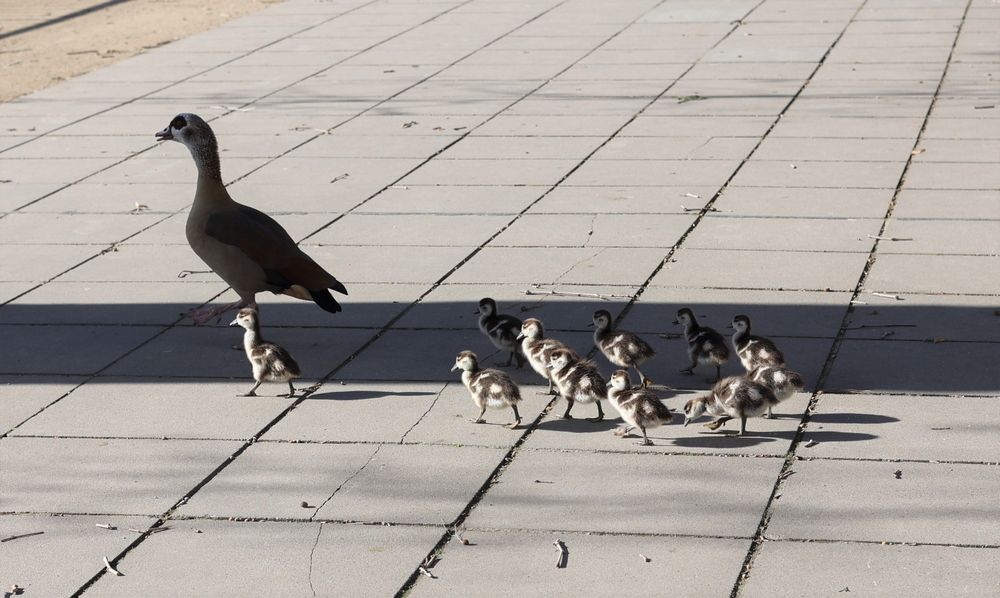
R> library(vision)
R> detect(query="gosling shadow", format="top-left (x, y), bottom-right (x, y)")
top-left (304, 390), bottom-right (438, 402)
top-left (810, 412), bottom-right (900, 425)
top-left (669, 429), bottom-right (879, 449)
top-left (535, 415), bottom-right (622, 433)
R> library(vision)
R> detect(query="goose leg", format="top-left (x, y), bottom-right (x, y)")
top-left (704, 416), bottom-right (732, 431)
top-left (614, 425), bottom-right (633, 437)
top-left (546, 378), bottom-right (558, 396)
top-left (634, 365), bottom-right (651, 388)
top-left (638, 426), bottom-right (653, 446)
top-left (588, 401), bottom-right (604, 423)
top-left (764, 405), bottom-right (774, 419)
top-left (240, 380), bottom-right (263, 397)
top-left (279, 381), bottom-right (296, 398)
top-left (508, 404), bottom-right (522, 429)
top-left (739, 416), bottom-right (748, 436)
top-left (187, 297), bottom-right (255, 326)
top-left (562, 397), bottom-right (575, 419)
top-left (471, 407), bottom-right (487, 424)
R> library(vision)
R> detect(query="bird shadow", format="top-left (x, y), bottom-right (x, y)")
top-left (669, 429), bottom-right (879, 449)
top-left (810, 412), bottom-right (900, 425)
top-left (535, 416), bottom-right (622, 433)
top-left (303, 390), bottom-right (437, 402)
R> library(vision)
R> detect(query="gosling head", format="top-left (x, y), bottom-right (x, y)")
top-left (517, 318), bottom-right (543, 342)
top-left (229, 307), bottom-right (259, 330)
top-left (155, 113), bottom-right (215, 149)
top-left (731, 314), bottom-right (752, 334)
top-left (591, 309), bottom-right (613, 330)
top-left (610, 370), bottom-right (632, 391)
top-left (673, 307), bottom-right (696, 327)
top-left (476, 297), bottom-right (497, 317)
top-left (683, 395), bottom-right (709, 426)
top-left (546, 348), bottom-right (573, 371)
top-left (451, 350), bottom-right (478, 372)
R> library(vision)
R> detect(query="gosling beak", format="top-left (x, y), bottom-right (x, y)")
top-left (726, 323), bottom-right (734, 329)
top-left (473, 309), bottom-right (480, 315)
top-left (683, 417), bottom-right (691, 427)
top-left (228, 318), bottom-right (239, 327)
top-left (155, 126), bottom-right (173, 142)
top-left (450, 364), bottom-right (459, 372)
top-left (515, 333), bottom-right (525, 342)
top-left (545, 362), bottom-right (554, 369)
top-left (671, 319), bottom-right (679, 325)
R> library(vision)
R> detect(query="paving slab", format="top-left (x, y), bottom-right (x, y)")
top-left (17, 182), bottom-right (195, 214)
top-left (494, 213), bottom-right (696, 248)
top-left (409, 530), bottom-right (751, 598)
top-left (803, 393), bottom-right (1000, 462)
top-left (592, 135), bottom-right (761, 160)
top-left (744, 541), bottom-right (1000, 598)
top-left (309, 244), bottom-right (476, 284)
top-left (0, 244), bottom-right (104, 282)
top-left (767, 459), bottom-right (1000, 545)
top-left (450, 246), bottom-right (669, 286)
top-left (652, 248), bottom-right (869, 291)
top-left (561, 158), bottom-right (742, 187)
top-left (0, 376), bottom-right (83, 433)
top-left (863, 254), bottom-right (1000, 295)
top-left (84, 519), bottom-right (444, 598)
top-left (355, 184), bottom-right (545, 215)
top-left (0, 513), bottom-right (158, 598)
top-left (731, 160), bottom-right (907, 189)
top-left (309, 213), bottom-right (512, 246)
top-left (879, 218), bottom-right (1000, 255)
top-left (768, 116), bottom-right (924, 139)
top-left (844, 292), bottom-right (1000, 342)
top-left (11, 377), bottom-right (292, 440)
top-left (530, 185), bottom-right (721, 214)
top-left (684, 215), bottom-right (882, 252)
top-left (825, 338), bottom-right (1000, 396)
top-left (175, 442), bottom-right (378, 520)
top-left (314, 443), bottom-right (508, 524)
top-left (620, 115), bottom-right (776, 137)
top-left (466, 450), bottom-right (782, 536)
top-left (397, 158), bottom-right (579, 186)
top-left (0, 324), bottom-right (159, 376)
top-left (708, 186), bottom-right (895, 218)
top-left (1, 437), bottom-right (240, 515)
top-left (752, 136), bottom-right (916, 162)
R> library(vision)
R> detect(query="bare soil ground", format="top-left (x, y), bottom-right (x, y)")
top-left (0, 0), bottom-right (281, 102)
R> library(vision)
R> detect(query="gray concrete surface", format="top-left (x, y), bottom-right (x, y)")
top-left (1, 0), bottom-right (998, 595)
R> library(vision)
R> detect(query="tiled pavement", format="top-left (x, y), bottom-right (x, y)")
top-left (1, 0), bottom-right (998, 595)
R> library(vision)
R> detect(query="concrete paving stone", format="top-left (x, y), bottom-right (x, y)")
top-left (11, 377), bottom-right (294, 440)
top-left (646, 95), bottom-right (790, 117)
top-left (303, 244), bottom-right (475, 284)
top-left (501, 96), bottom-right (652, 117)
top-left (845, 292), bottom-right (1000, 343)
top-left (309, 214), bottom-right (511, 247)
top-left (235, 156), bottom-right (423, 190)
top-left (471, 114), bottom-right (631, 137)
top-left (493, 213), bottom-right (696, 248)
top-left (86, 156), bottom-right (269, 186)
top-left (811, 64), bottom-right (946, 83)
top-left (355, 184), bottom-right (545, 214)
top-left (911, 138), bottom-right (1000, 163)
top-left (84, 519), bottom-right (444, 598)
top-left (653, 248), bottom-right (869, 291)
top-left (837, 30), bottom-right (958, 48)
top-left (531, 185), bottom-right (721, 214)
top-left (0, 212), bottom-right (162, 245)
top-left (104, 325), bottom-right (372, 380)
top-left (0, 135), bottom-right (33, 153)
top-left (368, 97), bottom-right (512, 117)
top-left (591, 136), bottom-right (761, 160)
top-left (1, 437), bottom-right (240, 514)
top-left (290, 133), bottom-right (455, 158)
top-left (437, 136), bottom-right (606, 160)
top-left (0, 281), bottom-right (229, 326)
top-left (261, 381), bottom-right (446, 443)
top-left (450, 246), bottom-right (669, 286)
top-left (858, 5), bottom-right (966, 20)
top-left (17, 182), bottom-right (195, 214)
top-left (891, 189), bottom-right (1000, 220)
top-left (743, 541), bottom-right (1000, 598)
top-left (781, 96), bottom-right (932, 118)
top-left (684, 61), bottom-right (819, 80)
top-left (620, 115), bottom-right (776, 137)
top-left (561, 159), bottom-right (742, 187)
top-left (575, 47), bottom-right (706, 64)
top-left (903, 161), bottom-right (1000, 189)
top-left (0, 244), bottom-right (104, 282)
top-left (433, 65), bottom-right (565, 82)
top-left (0, 135), bottom-right (154, 159)
top-left (640, 1), bottom-right (757, 24)
top-left (668, 78), bottom-right (804, 98)
top-left (766, 459), bottom-right (1000, 545)
top-left (0, 376), bottom-right (83, 433)
top-left (330, 115), bottom-right (480, 139)
top-left (0, 157), bottom-right (120, 184)
top-left (880, 218), bottom-right (999, 255)
top-left (629, 287), bottom-right (852, 338)
top-left (863, 253), bottom-right (1000, 295)
top-left (0, 324), bottom-right (159, 376)
top-left (0, 514), bottom-right (158, 598)
top-left (231, 49), bottom-right (357, 67)
top-left (703, 45), bottom-right (832, 63)
top-left (465, 450), bottom-right (782, 536)
top-left (846, 18), bottom-right (962, 34)
top-left (218, 181), bottom-right (367, 214)
top-left (0, 281), bottom-right (35, 304)
top-left (731, 160), bottom-right (907, 189)
top-left (314, 443), bottom-right (509, 524)
top-left (752, 136), bottom-right (916, 162)
top-left (333, 328), bottom-right (592, 383)
top-left (397, 158), bottom-right (579, 186)
top-left (769, 116), bottom-right (924, 138)
top-left (684, 215), bottom-right (882, 252)
top-left (828, 338), bottom-right (1000, 395)
top-left (712, 186), bottom-right (894, 218)
top-left (174, 442), bottom-right (379, 520)
top-left (826, 44), bottom-right (954, 64)
top-left (803, 393), bottom-right (1000, 462)
top-left (409, 530), bottom-right (751, 598)
top-left (922, 117), bottom-right (1000, 139)
top-left (125, 212), bottom-right (323, 245)
top-left (526, 391), bottom-right (810, 457)
top-left (553, 62), bottom-right (690, 82)
top-left (58, 244), bottom-right (226, 283)
top-left (746, 4), bottom-right (859, 22)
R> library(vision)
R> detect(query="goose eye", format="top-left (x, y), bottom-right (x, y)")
top-left (171, 115), bottom-right (187, 130)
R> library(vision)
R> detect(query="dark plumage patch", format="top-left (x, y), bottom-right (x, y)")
top-left (251, 343), bottom-right (302, 382)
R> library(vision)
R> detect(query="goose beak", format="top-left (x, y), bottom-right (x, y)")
top-left (683, 417), bottom-right (691, 427)
top-left (155, 127), bottom-right (173, 141)
top-left (671, 320), bottom-right (679, 325)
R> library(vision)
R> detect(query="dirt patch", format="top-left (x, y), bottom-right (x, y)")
top-left (0, 0), bottom-right (282, 102)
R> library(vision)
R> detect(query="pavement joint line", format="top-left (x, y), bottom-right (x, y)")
top-left (760, 537), bottom-right (1000, 551)
top-left (307, 522), bottom-right (323, 598)
top-left (0, 0), bottom-right (387, 160)
top-left (397, 382), bottom-right (449, 444)
top-left (730, 1), bottom-right (976, 595)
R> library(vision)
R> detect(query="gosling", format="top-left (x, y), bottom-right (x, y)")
top-left (476, 297), bottom-right (525, 368)
top-left (747, 365), bottom-right (805, 418)
top-left (682, 376), bottom-right (778, 436)
top-left (451, 350), bottom-right (522, 428)
top-left (730, 314), bottom-right (785, 372)
top-left (592, 309), bottom-right (656, 387)
top-left (516, 318), bottom-right (579, 396)
top-left (674, 307), bottom-right (730, 382)
top-left (607, 370), bottom-right (673, 446)
top-left (547, 348), bottom-right (607, 421)
top-left (229, 307), bottom-right (301, 397)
